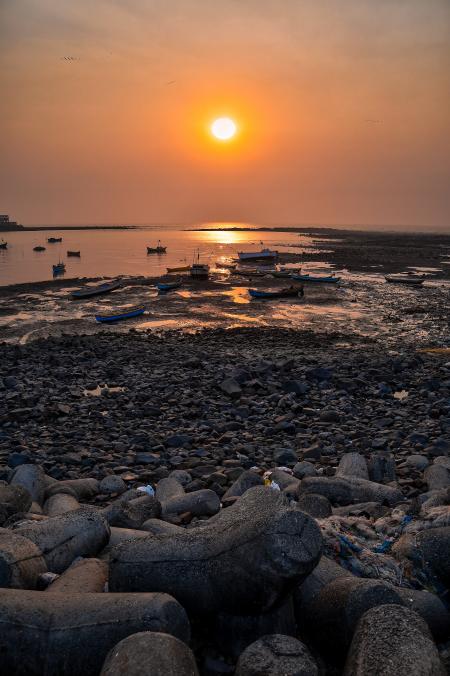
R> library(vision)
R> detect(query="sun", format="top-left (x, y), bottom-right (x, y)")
top-left (211, 117), bottom-right (237, 141)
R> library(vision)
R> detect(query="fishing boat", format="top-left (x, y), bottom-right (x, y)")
top-left (67, 250), bottom-right (81, 257)
top-left (70, 280), bottom-right (122, 299)
top-left (0, 240), bottom-right (7, 250)
top-left (385, 275), bottom-right (425, 286)
top-left (233, 268), bottom-right (266, 277)
top-left (271, 267), bottom-right (302, 278)
top-left (52, 262), bottom-right (66, 275)
top-left (216, 258), bottom-right (237, 270)
top-left (238, 248), bottom-right (278, 262)
top-left (157, 279), bottom-right (182, 292)
top-left (95, 305), bottom-right (145, 323)
top-left (33, 246), bottom-right (46, 252)
top-left (292, 273), bottom-right (340, 284)
top-left (190, 249), bottom-right (210, 280)
top-left (248, 286), bottom-right (303, 299)
top-left (47, 237), bottom-right (62, 243)
top-left (167, 265), bottom-right (190, 273)
top-left (147, 240), bottom-right (167, 254)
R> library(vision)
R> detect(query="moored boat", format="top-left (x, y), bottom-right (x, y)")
top-left (33, 246), bottom-right (46, 251)
top-left (0, 240), bottom-right (7, 249)
top-left (47, 237), bottom-right (62, 243)
top-left (147, 240), bottom-right (167, 254)
top-left (157, 279), bottom-right (182, 292)
top-left (238, 248), bottom-right (278, 262)
top-left (95, 305), bottom-right (145, 323)
top-left (248, 286), bottom-right (303, 299)
top-left (271, 267), bottom-right (302, 278)
top-left (385, 275), bottom-right (425, 286)
top-left (292, 273), bottom-right (340, 284)
top-left (167, 265), bottom-right (190, 273)
top-left (190, 249), bottom-right (210, 280)
top-left (70, 280), bottom-right (122, 299)
top-left (67, 250), bottom-right (81, 257)
top-left (52, 262), bottom-right (65, 275)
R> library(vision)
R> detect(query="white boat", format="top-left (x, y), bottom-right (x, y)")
top-left (238, 248), bottom-right (278, 262)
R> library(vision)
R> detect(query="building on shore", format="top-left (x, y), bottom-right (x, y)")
top-left (0, 215), bottom-right (24, 231)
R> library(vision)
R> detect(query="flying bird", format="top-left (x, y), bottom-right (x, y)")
top-left (61, 56), bottom-right (80, 61)
top-left (364, 119), bottom-right (382, 124)
top-left (166, 80), bottom-right (176, 85)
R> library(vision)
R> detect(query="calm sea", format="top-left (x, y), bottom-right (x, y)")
top-left (0, 224), bottom-right (312, 286)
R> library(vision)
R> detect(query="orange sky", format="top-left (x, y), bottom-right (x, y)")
top-left (1, 0), bottom-right (449, 229)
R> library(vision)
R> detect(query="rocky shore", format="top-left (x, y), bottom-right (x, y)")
top-left (1, 327), bottom-right (450, 674)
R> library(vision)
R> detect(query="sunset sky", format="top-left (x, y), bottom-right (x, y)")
top-left (1, 0), bottom-right (449, 229)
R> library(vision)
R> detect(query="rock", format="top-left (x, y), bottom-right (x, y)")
top-left (166, 434), bottom-right (192, 448)
top-left (274, 448), bottom-right (298, 466)
top-left (405, 455), bottom-right (429, 471)
top-left (282, 380), bottom-right (309, 396)
top-left (344, 605), bottom-right (445, 676)
top-left (3, 376), bottom-right (18, 389)
top-left (235, 634), bottom-right (318, 676)
top-left (336, 453), bottom-right (369, 480)
top-left (293, 462), bottom-right (317, 479)
top-left (219, 379), bottom-right (242, 397)
top-left (99, 476), bottom-right (127, 495)
top-left (428, 438), bottom-right (450, 457)
top-left (0, 589), bottom-right (190, 676)
top-left (7, 452), bottom-right (31, 469)
top-left (100, 631), bottom-right (199, 676)
top-left (109, 487), bottom-right (323, 616)
top-left (296, 493), bottom-right (332, 519)
top-left (319, 409), bottom-right (340, 423)
top-left (222, 471), bottom-right (264, 501)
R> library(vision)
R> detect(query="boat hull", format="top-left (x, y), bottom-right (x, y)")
top-left (0, 243), bottom-right (8, 249)
top-left (67, 251), bottom-right (81, 257)
top-left (385, 276), bottom-right (424, 286)
top-left (249, 287), bottom-right (302, 299)
top-left (238, 250), bottom-right (278, 262)
top-left (95, 306), bottom-right (145, 323)
top-left (70, 281), bottom-right (122, 299)
top-left (157, 281), bottom-right (182, 291)
top-left (292, 274), bottom-right (340, 283)
top-left (167, 266), bottom-right (190, 273)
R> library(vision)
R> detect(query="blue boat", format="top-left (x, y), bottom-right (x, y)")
top-left (157, 280), bottom-right (182, 292)
top-left (95, 305), bottom-right (145, 323)
top-left (52, 263), bottom-right (65, 275)
top-left (71, 280), bottom-right (122, 299)
top-left (291, 273), bottom-right (341, 284)
top-left (249, 286), bottom-right (302, 299)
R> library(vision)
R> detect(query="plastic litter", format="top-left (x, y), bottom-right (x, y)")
top-left (136, 485), bottom-right (155, 497)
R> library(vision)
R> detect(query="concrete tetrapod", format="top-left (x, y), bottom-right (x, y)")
top-left (13, 508), bottom-right (110, 573)
top-left (100, 631), bottom-right (199, 676)
top-left (299, 476), bottom-right (404, 506)
top-left (0, 590), bottom-right (191, 676)
top-left (45, 558), bottom-right (108, 593)
top-left (344, 605), bottom-right (445, 676)
top-left (10, 464), bottom-right (46, 506)
top-left (0, 485), bottom-right (32, 525)
top-left (235, 634), bottom-right (318, 676)
top-left (0, 528), bottom-right (47, 589)
top-left (109, 487), bottom-right (322, 616)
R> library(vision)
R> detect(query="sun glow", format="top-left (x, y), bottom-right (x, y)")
top-left (211, 117), bottom-right (237, 141)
